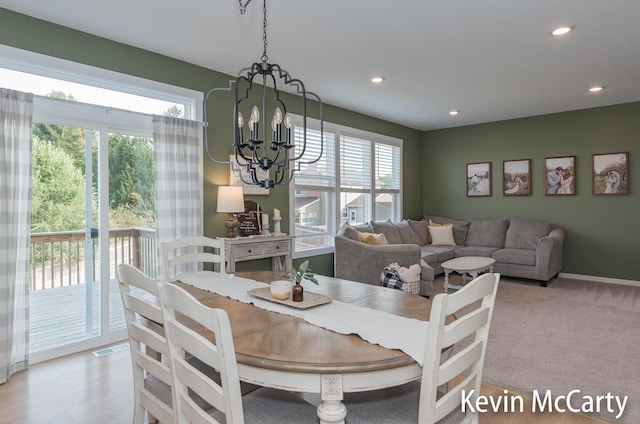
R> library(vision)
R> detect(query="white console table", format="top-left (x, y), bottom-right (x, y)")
top-left (224, 235), bottom-right (293, 273)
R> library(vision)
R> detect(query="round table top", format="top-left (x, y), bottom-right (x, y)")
top-left (175, 271), bottom-right (439, 374)
top-left (441, 256), bottom-right (496, 272)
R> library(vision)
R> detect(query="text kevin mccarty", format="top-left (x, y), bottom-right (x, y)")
top-left (461, 389), bottom-right (628, 420)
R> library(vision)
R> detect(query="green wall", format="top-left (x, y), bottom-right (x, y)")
top-left (0, 8), bottom-right (423, 276)
top-left (423, 103), bottom-right (640, 281)
top-left (3, 7), bottom-right (637, 281)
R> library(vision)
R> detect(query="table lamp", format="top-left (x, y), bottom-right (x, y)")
top-left (216, 186), bottom-right (245, 238)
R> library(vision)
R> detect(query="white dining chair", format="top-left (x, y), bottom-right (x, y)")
top-left (117, 263), bottom-right (174, 424)
top-left (118, 264), bottom-right (250, 424)
top-left (343, 272), bottom-right (501, 424)
top-left (161, 235), bottom-right (226, 282)
top-left (158, 282), bottom-right (317, 424)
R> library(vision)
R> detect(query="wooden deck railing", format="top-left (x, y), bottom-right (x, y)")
top-left (29, 228), bottom-right (157, 291)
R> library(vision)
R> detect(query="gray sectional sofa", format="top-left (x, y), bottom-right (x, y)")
top-left (334, 215), bottom-right (565, 296)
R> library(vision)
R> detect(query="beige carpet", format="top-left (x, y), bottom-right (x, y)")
top-left (445, 275), bottom-right (640, 424)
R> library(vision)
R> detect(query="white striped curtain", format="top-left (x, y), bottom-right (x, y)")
top-left (153, 116), bottom-right (203, 276)
top-left (0, 88), bottom-right (33, 384)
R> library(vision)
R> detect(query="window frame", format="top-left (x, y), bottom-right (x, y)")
top-left (0, 44), bottom-right (202, 121)
top-left (289, 116), bottom-right (403, 258)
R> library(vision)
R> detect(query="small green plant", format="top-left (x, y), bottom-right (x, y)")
top-left (288, 260), bottom-right (318, 285)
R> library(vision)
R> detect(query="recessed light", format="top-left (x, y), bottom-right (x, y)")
top-left (449, 110), bottom-right (459, 116)
top-left (551, 25), bottom-right (575, 36)
top-left (589, 86), bottom-right (604, 93)
top-left (371, 76), bottom-right (385, 84)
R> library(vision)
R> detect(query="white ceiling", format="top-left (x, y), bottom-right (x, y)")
top-left (2, 0), bottom-right (640, 131)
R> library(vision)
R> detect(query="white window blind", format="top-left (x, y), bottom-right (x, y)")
top-left (294, 126), bottom-right (335, 187)
top-left (340, 135), bottom-right (371, 189)
top-left (375, 142), bottom-right (401, 190)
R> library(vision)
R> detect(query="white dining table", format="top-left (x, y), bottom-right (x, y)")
top-left (174, 270), bottom-right (445, 423)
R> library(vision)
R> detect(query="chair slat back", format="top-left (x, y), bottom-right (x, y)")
top-left (419, 272), bottom-right (500, 424)
top-left (162, 236), bottom-right (226, 282)
top-left (159, 282), bottom-right (245, 424)
top-left (116, 263), bottom-right (172, 424)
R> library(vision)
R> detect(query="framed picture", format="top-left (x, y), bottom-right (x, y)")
top-left (237, 200), bottom-right (262, 236)
top-left (229, 155), bottom-right (270, 195)
top-left (592, 152), bottom-right (629, 195)
top-left (503, 159), bottom-right (531, 196)
top-left (544, 156), bottom-right (576, 196)
top-left (466, 162), bottom-right (492, 197)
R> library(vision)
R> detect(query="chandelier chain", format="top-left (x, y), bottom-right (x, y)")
top-left (261, 0), bottom-right (268, 63)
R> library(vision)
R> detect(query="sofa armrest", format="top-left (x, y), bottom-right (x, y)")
top-left (535, 226), bottom-right (565, 281)
top-left (334, 236), bottom-right (421, 286)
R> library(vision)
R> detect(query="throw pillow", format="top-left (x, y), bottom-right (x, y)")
top-left (428, 224), bottom-right (456, 246)
top-left (342, 225), bottom-right (361, 242)
top-left (427, 219), bottom-right (445, 244)
top-left (408, 219), bottom-right (429, 245)
top-left (424, 215), bottom-right (469, 246)
top-left (465, 219), bottom-right (509, 248)
top-left (504, 218), bottom-right (552, 250)
top-left (337, 221), bottom-right (361, 242)
top-left (394, 220), bottom-right (423, 245)
top-left (360, 232), bottom-right (389, 246)
top-left (371, 220), bottom-right (403, 244)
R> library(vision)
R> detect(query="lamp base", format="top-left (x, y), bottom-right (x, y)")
top-left (225, 214), bottom-right (238, 238)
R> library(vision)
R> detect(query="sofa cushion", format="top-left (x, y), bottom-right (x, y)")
top-left (419, 259), bottom-right (435, 282)
top-left (393, 220), bottom-right (423, 245)
top-left (337, 222), bottom-right (361, 242)
top-left (505, 218), bottom-right (553, 250)
top-left (352, 222), bottom-right (374, 233)
top-left (371, 220), bottom-right (403, 244)
top-left (421, 245), bottom-right (456, 264)
top-left (465, 219), bottom-right (509, 248)
top-left (408, 219), bottom-right (429, 245)
top-left (428, 224), bottom-right (456, 246)
top-left (424, 215), bottom-right (469, 246)
top-left (492, 248), bottom-right (536, 266)
top-left (455, 246), bottom-right (499, 258)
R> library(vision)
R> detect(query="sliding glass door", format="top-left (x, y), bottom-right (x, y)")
top-left (29, 123), bottom-right (103, 358)
top-left (107, 131), bottom-right (156, 334)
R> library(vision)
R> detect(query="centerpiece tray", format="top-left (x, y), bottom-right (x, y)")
top-left (247, 287), bottom-right (331, 309)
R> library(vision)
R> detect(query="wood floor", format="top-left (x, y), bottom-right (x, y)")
top-left (0, 346), bottom-right (613, 424)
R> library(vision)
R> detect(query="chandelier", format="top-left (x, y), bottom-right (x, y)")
top-left (204, 0), bottom-right (324, 189)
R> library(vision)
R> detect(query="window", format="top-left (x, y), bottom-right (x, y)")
top-left (1, 45), bottom-right (202, 363)
top-left (290, 124), bottom-right (336, 255)
top-left (290, 117), bottom-right (402, 257)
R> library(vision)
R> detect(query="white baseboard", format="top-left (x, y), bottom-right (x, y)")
top-left (559, 272), bottom-right (640, 288)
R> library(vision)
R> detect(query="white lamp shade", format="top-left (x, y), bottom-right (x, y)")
top-left (216, 186), bottom-right (245, 213)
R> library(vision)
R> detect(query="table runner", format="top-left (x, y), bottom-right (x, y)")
top-left (178, 271), bottom-right (429, 366)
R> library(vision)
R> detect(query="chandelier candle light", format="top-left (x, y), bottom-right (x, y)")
top-left (204, 0), bottom-right (324, 189)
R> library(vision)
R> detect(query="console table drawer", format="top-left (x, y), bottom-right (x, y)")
top-left (234, 245), bottom-right (264, 259)
top-left (263, 241), bottom-right (289, 255)
top-left (223, 235), bottom-right (293, 273)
